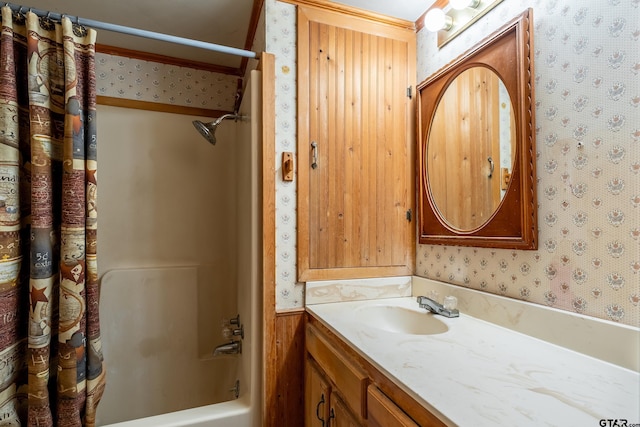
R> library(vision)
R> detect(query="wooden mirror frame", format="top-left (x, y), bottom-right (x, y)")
top-left (417, 9), bottom-right (537, 249)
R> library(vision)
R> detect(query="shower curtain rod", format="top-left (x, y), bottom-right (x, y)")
top-left (4, 2), bottom-right (258, 59)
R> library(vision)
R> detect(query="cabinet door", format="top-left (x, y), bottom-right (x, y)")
top-left (330, 392), bottom-right (363, 427)
top-left (297, 5), bottom-right (416, 281)
top-left (306, 358), bottom-right (332, 427)
top-left (367, 385), bottom-right (418, 427)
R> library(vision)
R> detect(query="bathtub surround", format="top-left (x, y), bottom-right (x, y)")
top-left (95, 106), bottom-right (240, 424)
top-left (93, 52), bottom-right (269, 424)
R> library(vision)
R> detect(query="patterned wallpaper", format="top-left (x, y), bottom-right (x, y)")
top-left (266, 0), bottom-right (304, 310)
top-left (95, 53), bottom-right (239, 111)
top-left (416, 0), bottom-right (639, 327)
top-left (266, 0), bottom-right (639, 326)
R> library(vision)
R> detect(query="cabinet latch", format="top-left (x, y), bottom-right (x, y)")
top-left (406, 209), bottom-right (412, 222)
top-left (406, 86), bottom-right (412, 99)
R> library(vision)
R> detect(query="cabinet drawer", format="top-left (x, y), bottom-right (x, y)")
top-left (306, 323), bottom-right (368, 419)
top-left (367, 385), bottom-right (419, 427)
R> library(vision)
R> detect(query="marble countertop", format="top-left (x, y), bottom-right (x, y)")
top-left (307, 297), bottom-right (640, 426)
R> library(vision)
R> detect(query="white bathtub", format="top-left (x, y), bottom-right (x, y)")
top-left (104, 397), bottom-right (255, 427)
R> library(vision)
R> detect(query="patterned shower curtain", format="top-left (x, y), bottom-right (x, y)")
top-left (0, 7), bottom-right (105, 426)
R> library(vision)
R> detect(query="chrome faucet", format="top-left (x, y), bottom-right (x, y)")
top-left (213, 340), bottom-right (242, 356)
top-left (417, 296), bottom-right (459, 318)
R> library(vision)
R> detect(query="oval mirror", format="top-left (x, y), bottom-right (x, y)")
top-left (417, 9), bottom-right (537, 249)
top-left (427, 67), bottom-right (515, 231)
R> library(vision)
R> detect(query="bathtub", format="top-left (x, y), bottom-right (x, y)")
top-left (104, 397), bottom-right (255, 427)
top-left (97, 265), bottom-right (261, 427)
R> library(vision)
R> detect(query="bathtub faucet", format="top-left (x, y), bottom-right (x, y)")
top-left (213, 340), bottom-right (242, 356)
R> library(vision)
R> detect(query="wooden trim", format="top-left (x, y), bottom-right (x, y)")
top-left (296, 6), bottom-right (311, 285)
top-left (416, 10), bottom-right (537, 249)
top-left (276, 307), bottom-right (307, 316)
top-left (96, 44), bottom-right (243, 76)
top-left (240, 0), bottom-right (266, 76)
top-left (96, 96), bottom-right (231, 117)
top-left (259, 52), bottom-right (279, 427)
top-left (281, 0), bottom-right (416, 31)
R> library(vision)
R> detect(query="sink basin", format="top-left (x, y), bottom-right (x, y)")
top-left (355, 305), bottom-right (449, 335)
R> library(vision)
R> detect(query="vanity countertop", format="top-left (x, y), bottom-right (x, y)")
top-left (306, 297), bottom-right (640, 426)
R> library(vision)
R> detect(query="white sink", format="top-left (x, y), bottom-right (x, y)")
top-left (355, 304), bottom-right (449, 335)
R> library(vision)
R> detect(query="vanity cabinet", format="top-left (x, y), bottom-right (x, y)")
top-left (305, 322), bottom-right (367, 426)
top-left (297, 4), bottom-right (416, 281)
top-left (305, 319), bottom-right (446, 427)
top-left (367, 385), bottom-right (418, 427)
top-left (305, 358), bottom-right (333, 427)
top-left (305, 356), bottom-right (363, 427)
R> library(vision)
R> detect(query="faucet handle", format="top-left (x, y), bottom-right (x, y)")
top-left (417, 295), bottom-right (460, 318)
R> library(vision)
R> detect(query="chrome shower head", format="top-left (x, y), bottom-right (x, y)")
top-left (192, 113), bottom-right (246, 145)
top-left (192, 120), bottom-right (218, 145)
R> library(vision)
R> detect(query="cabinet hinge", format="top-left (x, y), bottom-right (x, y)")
top-left (406, 209), bottom-right (412, 222)
top-left (406, 86), bottom-right (412, 99)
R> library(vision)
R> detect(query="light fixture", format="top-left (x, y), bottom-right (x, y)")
top-left (450, 0), bottom-right (481, 10)
top-left (424, 8), bottom-right (453, 32)
top-left (423, 0), bottom-right (505, 48)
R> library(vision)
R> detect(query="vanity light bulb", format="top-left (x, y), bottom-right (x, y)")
top-left (450, 0), bottom-right (481, 9)
top-left (424, 8), bottom-right (453, 32)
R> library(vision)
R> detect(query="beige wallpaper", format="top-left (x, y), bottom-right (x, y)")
top-left (267, 0), bottom-right (303, 310)
top-left (95, 53), bottom-right (239, 111)
top-left (416, 0), bottom-right (639, 327)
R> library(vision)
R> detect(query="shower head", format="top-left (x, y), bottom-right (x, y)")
top-left (192, 120), bottom-right (218, 145)
top-left (192, 113), bottom-right (246, 145)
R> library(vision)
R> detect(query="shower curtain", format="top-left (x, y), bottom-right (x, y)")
top-left (0, 7), bottom-right (105, 426)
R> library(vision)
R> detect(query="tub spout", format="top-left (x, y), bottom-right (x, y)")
top-left (213, 340), bottom-right (242, 356)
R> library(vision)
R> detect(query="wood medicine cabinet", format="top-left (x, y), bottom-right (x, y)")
top-left (297, 5), bottom-right (416, 281)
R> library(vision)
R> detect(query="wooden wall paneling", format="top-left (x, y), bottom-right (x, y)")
top-left (273, 310), bottom-right (306, 426)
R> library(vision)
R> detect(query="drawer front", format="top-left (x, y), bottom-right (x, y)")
top-left (367, 385), bottom-right (419, 427)
top-left (306, 323), bottom-right (368, 419)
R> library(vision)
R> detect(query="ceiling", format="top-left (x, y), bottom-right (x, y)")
top-left (12, 0), bottom-right (433, 71)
